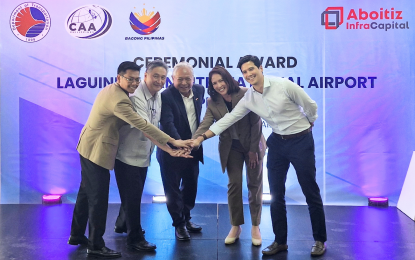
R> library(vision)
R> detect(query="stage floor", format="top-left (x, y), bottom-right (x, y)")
top-left (0, 203), bottom-right (414, 260)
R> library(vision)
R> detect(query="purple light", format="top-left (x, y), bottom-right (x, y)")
top-left (42, 194), bottom-right (62, 204)
top-left (368, 197), bottom-right (388, 207)
top-left (369, 197), bottom-right (388, 202)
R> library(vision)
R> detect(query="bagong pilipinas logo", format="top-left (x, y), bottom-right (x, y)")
top-left (321, 7), bottom-right (344, 29)
top-left (129, 5), bottom-right (161, 35)
top-left (10, 2), bottom-right (51, 43)
top-left (66, 5), bottom-right (112, 39)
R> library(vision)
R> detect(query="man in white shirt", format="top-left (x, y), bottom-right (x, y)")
top-left (156, 62), bottom-right (205, 241)
top-left (113, 60), bottom-right (168, 252)
top-left (192, 55), bottom-right (327, 256)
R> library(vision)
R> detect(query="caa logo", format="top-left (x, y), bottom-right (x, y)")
top-left (129, 6), bottom-right (161, 35)
top-left (10, 2), bottom-right (51, 43)
top-left (66, 5), bottom-right (112, 39)
top-left (321, 7), bottom-right (344, 29)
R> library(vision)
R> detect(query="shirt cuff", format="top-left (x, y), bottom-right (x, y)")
top-left (209, 124), bottom-right (223, 135)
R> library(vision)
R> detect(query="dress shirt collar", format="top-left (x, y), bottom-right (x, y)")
top-left (263, 76), bottom-right (271, 90)
top-left (252, 76), bottom-right (270, 94)
top-left (140, 81), bottom-right (159, 101)
top-left (180, 89), bottom-right (194, 99)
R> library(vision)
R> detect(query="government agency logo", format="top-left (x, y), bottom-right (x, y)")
top-left (129, 5), bottom-right (161, 35)
top-left (321, 7), bottom-right (344, 29)
top-left (66, 5), bottom-right (112, 39)
top-left (10, 2), bottom-right (51, 43)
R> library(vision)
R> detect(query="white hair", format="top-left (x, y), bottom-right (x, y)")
top-left (172, 61), bottom-right (194, 77)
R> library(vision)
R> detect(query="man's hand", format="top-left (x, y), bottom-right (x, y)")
top-left (248, 151), bottom-right (259, 169)
top-left (170, 139), bottom-right (193, 150)
top-left (168, 148), bottom-right (193, 158)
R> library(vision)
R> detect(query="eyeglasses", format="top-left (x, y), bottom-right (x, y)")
top-left (121, 75), bottom-right (141, 84)
top-left (150, 108), bottom-right (157, 120)
top-left (148, 100), bottom-right (157, 121)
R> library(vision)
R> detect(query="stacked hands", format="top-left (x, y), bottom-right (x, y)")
top-left (167, 139), bottom-right (194, 158)
top-left (169, 138), bottom-right (259, 169)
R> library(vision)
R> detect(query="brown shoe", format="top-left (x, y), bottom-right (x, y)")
top-left (261, 241), bottom-right (288, 255)
top-left (311, 241), bottom-right (326, 256)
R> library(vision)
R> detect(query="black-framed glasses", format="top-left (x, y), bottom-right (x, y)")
top-left (150, 108), bottom-right (157, 120)
top-left (121, 75), bottom-right (141, 84)
top-left (148, 100), bottom-right (157, 121)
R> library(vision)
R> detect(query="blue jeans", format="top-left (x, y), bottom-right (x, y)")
top-left (267, 131), bottom-right (327, 244)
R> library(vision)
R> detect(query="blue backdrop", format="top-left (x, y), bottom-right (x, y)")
top-left (1, 0), bottom-right (414, 205)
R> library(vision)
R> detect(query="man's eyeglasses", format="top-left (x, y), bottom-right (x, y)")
top-left (121, 75), bottom-right (141, 84)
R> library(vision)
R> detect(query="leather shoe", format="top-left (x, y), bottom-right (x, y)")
top-left (87, 246), bottom-right (121, 258)
top-left (175, 225), bottom-right (190, 240)
top-left (128, 239), bottom-right (156, 251)
top-left (262, 241), bottom-right (288, 255)
top-left (67, 235), bottom-right (88, 245)
top-left (114, 226), bottom-right (145, 234)
top-left (311, 241), bottom-right (326, 256)
top-left (114, 226), bottom-right (126, 234)
top-left (185, 221), bottom-right (202, 232)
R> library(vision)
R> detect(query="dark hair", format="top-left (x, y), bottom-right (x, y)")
top-left (208, 66), bottom-right (240, 101)
top-left (146, 60), bottom-right (168, 73)
top-left (117, 61), bottom-right (141, 75)
top-left (237, 55), bottom-right (261, 71)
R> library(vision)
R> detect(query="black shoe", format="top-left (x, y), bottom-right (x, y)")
top-left (127, 240), bottom-right (156, 251)
top-left (311, 241), bottom-right (326, 256)
top-left (261, 241), bottom-right (288, 255)
top-left (114, 226), bottom-right (126, 234)
top-left (87, 246), bottom-right (121, 258)
top-left (114, 226), bottom-right (145, 234)
top-left (68, 235), bottom-right (88, 245)
top-left (185, 221), bottom-right (202, 232)
top-left (175, 225), bottom-right (190, 241)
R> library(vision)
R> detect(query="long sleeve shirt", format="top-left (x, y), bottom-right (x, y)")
top-left (210, 76), bottom-right (317, 136)
top-left (116, 81), bottom-right (162, 167)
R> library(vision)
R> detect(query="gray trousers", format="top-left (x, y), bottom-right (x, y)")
top-left (226, 140), bottom-right (263, 226)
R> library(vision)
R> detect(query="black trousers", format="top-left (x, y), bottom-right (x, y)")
top-left (70, 155), bottom-right (110, 250)
top-left (266, 132), bottom-right (327, 244)
top-left (114, 159), bottom-right (147, 243)
top-left (160, 158), bottom-right (200, 227)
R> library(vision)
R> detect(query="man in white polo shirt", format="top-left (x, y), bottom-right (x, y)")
top-left (114, 60), bottom-right (169, 252)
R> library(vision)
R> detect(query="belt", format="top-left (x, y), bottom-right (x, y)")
top-left (273, 127), bottom-right (312, 140)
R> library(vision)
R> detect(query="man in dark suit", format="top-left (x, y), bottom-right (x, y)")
top-left (157, 61), bottom-right (205, 240)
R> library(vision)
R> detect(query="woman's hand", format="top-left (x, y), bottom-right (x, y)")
top-left (191, 137), bottom-right (203, 151)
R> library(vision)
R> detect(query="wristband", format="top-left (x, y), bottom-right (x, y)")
top-left (202, 133), bottom-right (208, 140)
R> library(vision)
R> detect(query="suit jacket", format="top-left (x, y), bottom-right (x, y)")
top-left (157, 84), bottom-right (205, 164)
top-left (193, 87), bottom-right (266, 173)
top-left (77, 83), bottom-right (170, 170)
